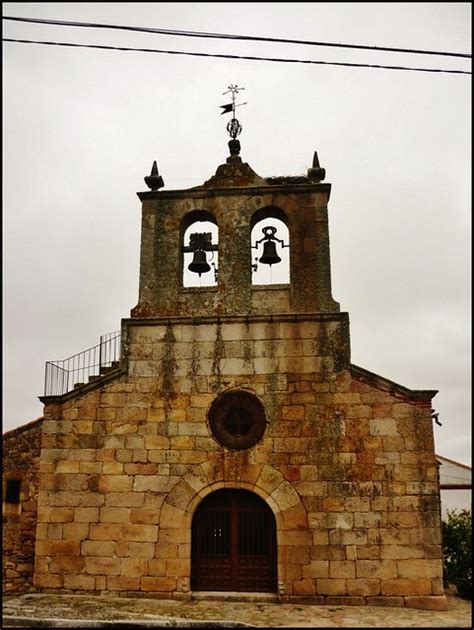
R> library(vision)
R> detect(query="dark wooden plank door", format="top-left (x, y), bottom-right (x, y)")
top-left (191, 489), bottom-right (277, 592)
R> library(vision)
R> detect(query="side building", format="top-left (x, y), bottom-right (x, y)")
top-left (3, 417), bottom-right (44, 595)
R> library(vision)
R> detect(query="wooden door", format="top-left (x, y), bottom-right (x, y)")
top-left (191, 489), bottom-right (277, 592)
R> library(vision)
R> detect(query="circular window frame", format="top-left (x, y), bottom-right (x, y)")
top-left (208, 390), bottom-right (267, 451)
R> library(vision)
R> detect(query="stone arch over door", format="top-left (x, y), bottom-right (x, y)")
top-left (157, 463), bottom-right (310, 597)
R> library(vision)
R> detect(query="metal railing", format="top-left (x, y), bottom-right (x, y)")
top-left (44, 331), bottom-right (121, 397)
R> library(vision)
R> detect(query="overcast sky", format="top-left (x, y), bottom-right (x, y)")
top-left (3, 3), bottom-right (471, 466)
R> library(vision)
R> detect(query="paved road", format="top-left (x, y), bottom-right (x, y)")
top-left (3, 589), bottom-right (472, 628)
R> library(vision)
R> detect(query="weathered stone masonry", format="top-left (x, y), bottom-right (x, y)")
top-left (3, 418), bottom-right (44, 595)
top-left (3, 145), bottom-right (447, 609)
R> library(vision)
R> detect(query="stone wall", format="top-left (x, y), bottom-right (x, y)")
top-left (133, 186), bottom-right (340, 319)
top-left (33, 318), bottom-right (445, 608)
top-left (3, 418), bottom-right (44, 594)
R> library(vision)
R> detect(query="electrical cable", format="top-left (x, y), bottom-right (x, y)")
top-left (2, 38), bottom-right (471, 75)
top-left (3, 15), bottom-right (471, 59)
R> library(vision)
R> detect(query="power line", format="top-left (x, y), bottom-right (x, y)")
top-left (3, 15), bottom-right (471, 59)
top-left (3, 38), bottom-right (471, 75)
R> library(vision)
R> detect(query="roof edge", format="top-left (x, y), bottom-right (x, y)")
top-left (350, 363), bottom-right (437, 402)
top-left (436, 454), bottom-right (472, 470)
top-left (3, 416), bottom-right (44, 438)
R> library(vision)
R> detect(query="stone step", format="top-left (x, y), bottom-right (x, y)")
top-left (100, 361), bottom-right (120, 375)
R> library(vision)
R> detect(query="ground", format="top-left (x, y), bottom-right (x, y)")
top-left (2, 586), bottom-right (471, 627)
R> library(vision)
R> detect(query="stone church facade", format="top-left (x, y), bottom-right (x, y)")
top-left (3, 138), bottom-right (447, 609)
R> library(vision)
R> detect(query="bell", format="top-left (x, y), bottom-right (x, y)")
top-left (259, 240), bottom-right (281, 266)
top-left (188, 249), bottom-right (211, 276)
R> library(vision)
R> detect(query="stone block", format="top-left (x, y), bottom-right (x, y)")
top-left (354, 512), bottom-right (382, 528)
top-left (85, 557), bottom-right (121, 575)
top-left (120, 558), bottom-right (148, 577)
top-left (45, 523), bottom-right (63, 540)
top-left (316, 578), bottom-right (347, 595)
top-left (281, 406), bottom-right (305, 420)
top-left (141, 576), bottom-right (176, 591)
top-left (105, 492), bottom-right (145, 508)
top-left (165, 558), bottom-right (188, 577)
top-left (37, 506), bottom-right (74, 523)
top-left (118, 524), bottom-right (158, 542)
top-left (284, 531), bottom-right (312, 546)
top-left (369, 419), bottom-right (398, 436)
top-left (89, 523), bottom-right (123, 541)
top-left (70, 449), bottom-right (96, 462)
top-left (134, 475), bottom-right (176, 492)
top-left (270, 482), bottom-right (301, 512)
top-left (281, 503), bottom-right (308, 530)
top-left (325, 596), bottom-right (366, 606)
top-left (41, 448), bottom-right (70, 462)
top-left (285, 564), bottom-right (303, 583)
top-left (312, 531), bottom-right (329, 546)
top-left (95, 576), bottom-right (107, 590)
top-left (49, 556), bottom-right (86, 574)
top-left (159, 503), bottom-right (186, 529)
top-left (326, 512), bottom-right (353, 530)
top-left (56, 461), bottom-right (81, 474)
top-left (357, 560), bottom-right (397, 579)
top-left (97, 408), bottom-right (117, 421)
top-left (102, 462), bottom-right (124, 475)
top-left (107, 576), bottom-right (141, 591)
top-left (176, 423), bottom-right (209, 437)
top-left (380, 545), bottom-right (424, 560)
top-left (145, 435), bottom-right (171, 449)
top-left (130, 509), bottom-right (160, 525)
top-left (287, 546), bottom-right (310, 565)
top-left (158, 528), bottom-right (189, 545)
top-left (99, 507), bottom-right (130, 523)
top-left (147, 559), bottom-right (166, 576)
top-left (293, 579), bottom-right (316, 595)
top-left (346, 578), bottom-right (380, 596)
top-left (303, 561), bottom-right (329, 578)
top-left (99, 475), bottom-right (133, 493)
top-left (62, 523), bottom-right (90, 540)
top-left (368, 528), bottom-right (411, 545)
top-left (404, 596), bottom-right (448, 610)
top-left (80, 493), bottom-right (105, 507)
top-left (397, 559), bottom-right (443, 580)
top-left (34, 573), bottom-right (63, 588)
top-left (126, 542), bottom-right (156, 559)
top-left (366, 596), bottom-right (405, 607)
top-left (154, 543), bottom-right (178, 559)
top-left (381, 578), bottom-right (432, 596)
top-left (329, 560), bottom-right (356, 578)
top-left (73, 420), bottom-right (94, 434)
top-left (74, 507), bottom-right (99, 523)
top-left (124, 463), bottom-right (157, 475)
top-left (36, 540), bottom-right (81, 556)
top-left (81, 541), bottom-right (116, 557)
top-left (79, 462), bottom-right (103, 474)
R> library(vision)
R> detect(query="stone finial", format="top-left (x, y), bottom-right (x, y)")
top-left (307, 151), bottom-right (326, 183)
top-left (144, 161), bottom-right (164, 191)
top-left (227, 138), bottom-right (242, 164)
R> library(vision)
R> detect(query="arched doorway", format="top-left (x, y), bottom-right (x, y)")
top-left (191, 489), bottom-right (277, 592)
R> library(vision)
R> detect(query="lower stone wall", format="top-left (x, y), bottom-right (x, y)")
top-left (31, 319), bottom-right (446, 609)
top-left (2, 418), bottom-right (44, 594)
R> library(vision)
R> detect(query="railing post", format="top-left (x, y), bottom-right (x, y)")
top-left (99, 333), bottom-right (104, 371)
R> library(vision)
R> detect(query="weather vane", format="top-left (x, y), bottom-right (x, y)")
top-left (220, 84), bottom-right (247, 139)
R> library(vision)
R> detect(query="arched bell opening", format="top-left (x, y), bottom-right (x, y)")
top-left (181, 210), bottom-right (218, 288)
top-left (250, 207), bottom-right (290, 286)
top-left (191, 488), bottom-right (278, 593)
